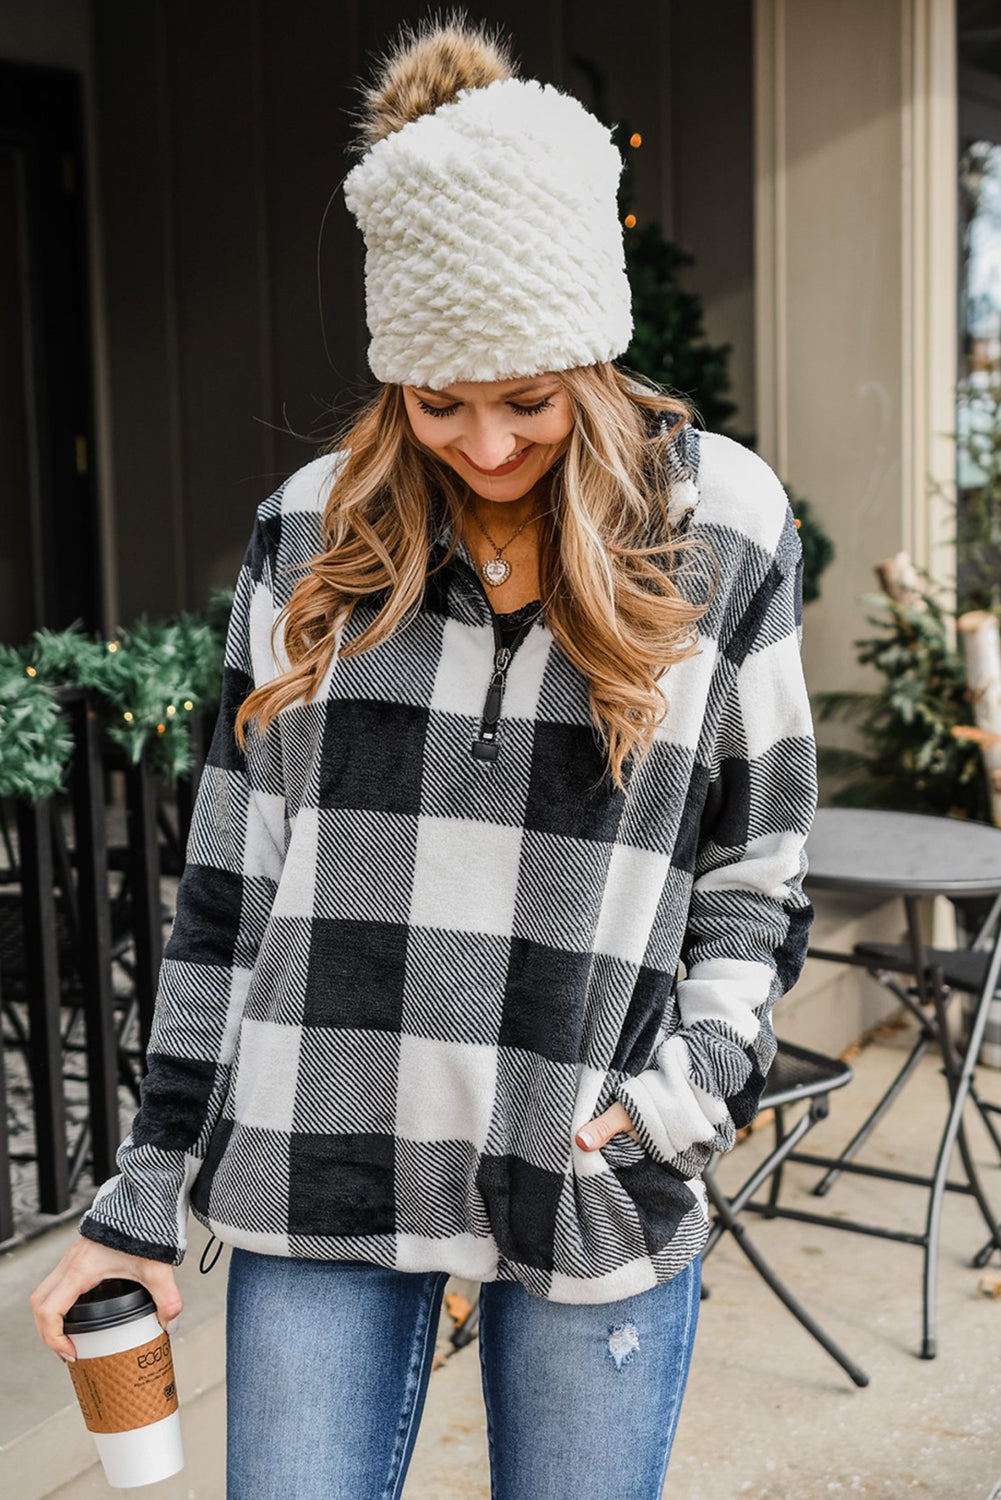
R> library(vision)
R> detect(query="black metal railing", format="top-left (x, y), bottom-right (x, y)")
top-left (0, 687), bottom-right (211, 1247)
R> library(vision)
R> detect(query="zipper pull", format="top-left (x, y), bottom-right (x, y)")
top-left (472, 647), bottom-right (512, 761)
top-left (482, 669), bottom-right (506, 724)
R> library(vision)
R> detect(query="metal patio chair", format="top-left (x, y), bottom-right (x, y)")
top-left (699, 1038), bottom-right (870, 1388)
top-left (801, 808), bottom-right (1001, 1356)
top-left (837, 891), bottom-right (1001, 1272)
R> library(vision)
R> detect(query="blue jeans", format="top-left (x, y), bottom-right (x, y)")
top-left (226, 1248), bottom-right (701, 1499)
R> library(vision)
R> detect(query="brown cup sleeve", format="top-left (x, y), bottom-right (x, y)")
top-left (69, 1331), bottom-right (179, 1435)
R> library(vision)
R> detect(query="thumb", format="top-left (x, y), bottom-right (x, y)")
top-left (137, 1262), bottom-right (183, 1332)
top-left (576, 1101), bottom-right (638, 1150)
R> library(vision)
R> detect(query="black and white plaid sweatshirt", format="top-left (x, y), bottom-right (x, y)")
top-left (80, 420), bottom-right (818, 1305)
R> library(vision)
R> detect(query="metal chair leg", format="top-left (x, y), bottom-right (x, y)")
top-left (927, 965), bottom-right (1001, 1254)
top-left (921, 942), bottom-right (1001, 1358)
top-left (765, 1105), bottom-right (786, 1213)
top-left (702, 1170), bottom-right (869, 1387)
top-left (700, 1107), bottom-right (817, 1260)
top-left (970, 1084), bottom-right (1001, 1164)
top-left (972, 1233), bottom-right (1001, 1269)
top-left (811, 1030), bottom-right (930, 1197)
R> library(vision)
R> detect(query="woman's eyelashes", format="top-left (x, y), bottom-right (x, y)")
top-left (415, 396), bottom-right (554, 419)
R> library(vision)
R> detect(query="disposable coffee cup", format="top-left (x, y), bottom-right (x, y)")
top-left (63, 1278), bottom-right (184, 1488)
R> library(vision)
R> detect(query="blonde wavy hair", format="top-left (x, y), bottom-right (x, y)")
top-left (234, 362), bottom-right (719, 791)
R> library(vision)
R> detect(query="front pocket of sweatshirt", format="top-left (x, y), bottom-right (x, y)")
top-left (592, 1126), bottom-right (704, 1259)
top-left (598, 1129), bottom-right (648, 1170)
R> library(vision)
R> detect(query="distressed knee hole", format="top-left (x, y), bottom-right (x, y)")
top-left (607, 1320), bottom-right (640, 1369)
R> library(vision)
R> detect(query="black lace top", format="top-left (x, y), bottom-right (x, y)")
top-left (491, 597), bottom-right (543, 651)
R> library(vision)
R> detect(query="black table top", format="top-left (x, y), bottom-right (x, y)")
top-left (804, 807), bottom-right (1001, 898)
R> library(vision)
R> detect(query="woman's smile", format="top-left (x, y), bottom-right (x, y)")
top-left (457, 444), bottom-right (534, 476)
top-left (401, 376), bottom-right (574, 501)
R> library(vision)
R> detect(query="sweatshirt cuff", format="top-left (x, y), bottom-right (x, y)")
top-left (614, 1033), bottom-right (727, 1177)
top-left (78, 1213), bottom-right (183, 1267)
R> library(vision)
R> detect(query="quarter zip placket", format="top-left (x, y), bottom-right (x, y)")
top-left (452, 555), bottom-right (540, 763)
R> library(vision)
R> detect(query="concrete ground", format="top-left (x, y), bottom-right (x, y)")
top-left (4, 1020), bottom-right (1000, 1499)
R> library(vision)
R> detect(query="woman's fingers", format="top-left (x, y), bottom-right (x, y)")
top-left (575, 1100), bottom-right (640, 1150)
top-left (29, 1236), bottom-right (123, 1358)
top-left (140, 1261), bottom-right (184, 1332)
top-left (28, 1237), bottom-right (183, 1361)
top-left (25, 1259), bottom-right (68, 1321)
top-left (30, 1257), bottom-right (95, 1360)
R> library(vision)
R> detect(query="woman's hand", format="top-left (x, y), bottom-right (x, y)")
top-left (29, 1235), bottom-right (183, 1363)
top-left (575, 1100), bottom-right (641, 1152)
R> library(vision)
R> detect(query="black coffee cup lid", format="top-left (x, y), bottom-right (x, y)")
top-left (64, 1279), bottom-right (157, 1334)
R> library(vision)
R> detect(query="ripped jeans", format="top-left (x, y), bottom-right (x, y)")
top-left (225, 1247), bottom-right (701, 1499)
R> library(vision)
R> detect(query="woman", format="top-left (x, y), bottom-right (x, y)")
top-left (31, 13), bottom-right (818, 1497)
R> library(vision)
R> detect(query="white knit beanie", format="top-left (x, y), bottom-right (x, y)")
top-left (342, 67), bottom-right (633, 389)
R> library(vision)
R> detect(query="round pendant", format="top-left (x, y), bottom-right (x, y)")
top-left (482, 557), bottom-right (511, 587)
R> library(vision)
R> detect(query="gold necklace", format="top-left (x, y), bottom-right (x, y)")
top-left (466, 501), bottom-right (547, 587)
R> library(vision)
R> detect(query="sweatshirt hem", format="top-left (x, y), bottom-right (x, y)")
top-left (189, 1199), bottom-right (712, 1305)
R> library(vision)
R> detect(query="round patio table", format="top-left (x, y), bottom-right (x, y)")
top-left (781, 807), bottom-right (1001, 1358)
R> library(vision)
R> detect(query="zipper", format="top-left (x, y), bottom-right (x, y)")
top-left (453, 556), bottom-right (539, 763)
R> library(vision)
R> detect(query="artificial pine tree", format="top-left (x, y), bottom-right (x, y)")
top-left (569, 50), bottom-right (834, 603)
top-left (811, 576), bottom-right (990, 822)
top-left (621, 222), bottom-right (742, 438)
top-left (821, 373), bottom-right (1001, 824)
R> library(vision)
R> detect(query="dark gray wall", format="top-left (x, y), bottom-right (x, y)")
top-left (670, 2), bottom-right (755, 437)
top-left (88, 0), bottom-right (753, 622)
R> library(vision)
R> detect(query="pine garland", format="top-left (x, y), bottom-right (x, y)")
top-left (0, 660), bottom-right (75, 802)
top-left (0, 591), bottom-right (233, 805)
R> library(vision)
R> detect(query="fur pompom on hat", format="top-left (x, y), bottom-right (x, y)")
top-left (342, 11), bottom-right (633, 388)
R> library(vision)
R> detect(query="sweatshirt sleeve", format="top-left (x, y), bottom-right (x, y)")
top-left (79, 502), bottom-right (287, 1263)
top-left (614, 516), bottom-right (818, 1179)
